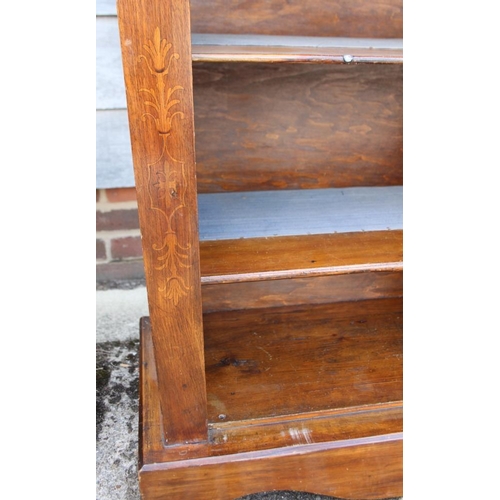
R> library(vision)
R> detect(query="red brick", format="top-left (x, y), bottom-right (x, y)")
top-left (96, 209), bottom-right (140, 231)
top-left (111, 236), bottom-right (143, 260)
top-left (96, 189), bottom-right (101, 202)
top-left (106, 187), bottom-right (137, 203)
top-left (96, 239), bottom-right (107, 260)
top-left (96, 260), bottom-right (145, 282)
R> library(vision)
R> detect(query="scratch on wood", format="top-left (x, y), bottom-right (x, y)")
top-left (257, 346), bottom-right (273, 360)
top-left (288, 427), bottom-right (313, 444)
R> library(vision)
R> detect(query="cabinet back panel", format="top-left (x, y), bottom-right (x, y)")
top-left (193, 63), bottom-right (402, 192)
top-left (190, 0), bottom-right (402, 39)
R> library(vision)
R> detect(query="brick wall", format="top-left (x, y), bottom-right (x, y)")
top-left (96, 188), bottom-right (145, 283)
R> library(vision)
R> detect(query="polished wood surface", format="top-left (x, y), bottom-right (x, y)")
top-left (190, 0), bottom-right (403, 39)
top-left (117, 0), bottom-right (207, 444)
top-left (139, 316), bottom-right (402, 460)
top-left (204, 298), bottom-right (402, 421)
top-left (140, 437), bottom-right (403, 500)
top-left (200, 230), bottom-right (402, 283)
top-left (193, 46), bottom-right (402, 64)
top-left (200, 231), bottom-right (403, 312)
top-left (208, 404), bottom-right (403, 456)
top-left (139, 317), bottom-right (403, 499)
top-left (193, 63), bottom-right (402, 193)
top-left (117, 0), bottom-right (404, 497)
top-left (201, 270), bottom-right (402, 313)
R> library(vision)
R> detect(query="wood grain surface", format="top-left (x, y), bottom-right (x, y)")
top-left (201, 271), bottom-right (402, 312)
top-left (189, 0), bottom-right (403, 39)
top-left (140, 436), bottom-right (403, 499)
top-left (192, 40), bottom-right (403, 64)
top-left (199, 231), bottom-right (402, 312)
top-left (139, 315), bottom-right (403, 499)
top-left (200, 230), bottom-right (403, 283)
top-left (117, 0), bottom-right (404, 497)
top-left (117, 0), bottom-right (208, 444)
top-left (203, 298), bottom-right (403, 421)
top-left (193, 63), bottom-right (402, 192)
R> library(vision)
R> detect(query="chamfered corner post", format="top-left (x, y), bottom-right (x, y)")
top-left (116, 0), bottom-right (208, 445)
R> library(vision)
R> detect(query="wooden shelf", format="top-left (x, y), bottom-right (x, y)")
top-left (198, 187), bottom-right (403, 312)
top-left (192, 34), bottom-right (403, 64)
top-left (140, 296), bottom-right (403, 453)
top-left (203, 298), bottom-right (403, 423)
top-left (200, 230), bottom-right (402, 285)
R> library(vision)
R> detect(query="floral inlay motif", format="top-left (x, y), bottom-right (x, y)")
top-left (139, 27), bottom-right (191, 305)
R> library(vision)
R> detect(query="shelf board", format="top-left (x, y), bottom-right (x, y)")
top-left (200, 230), bottom-right (402, 285)
top-left (192, 34), bottom-right (403, 63)
top-left (198, 187), bottom-right (402, 300)
top-left (139, 297), bottom-right (402, 453)
top-left (204, 297), bottom-right (402, 422)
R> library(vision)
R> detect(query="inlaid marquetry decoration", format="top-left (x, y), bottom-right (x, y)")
top-left (139, 27), bottom-right (191, 305)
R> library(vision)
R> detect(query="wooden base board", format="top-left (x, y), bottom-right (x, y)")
top-left (138, 299), bottom-right (403, 499)
top-left (139, 437), bottom-right (403, 500)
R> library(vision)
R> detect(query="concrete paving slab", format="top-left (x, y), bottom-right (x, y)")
top-left (96, 287), bottom-right (148, 343)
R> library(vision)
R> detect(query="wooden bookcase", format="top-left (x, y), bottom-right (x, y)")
top-left (117, 1), bottom-right (403, 498)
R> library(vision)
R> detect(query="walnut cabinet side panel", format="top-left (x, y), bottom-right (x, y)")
top-left (117, 0), bottom-right (208, 445)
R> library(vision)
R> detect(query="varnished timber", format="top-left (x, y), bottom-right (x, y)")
top-left (140, 314), bottom-right (402, 460)
top-left (193, 63), bottom-right (402, 192)
top-left (200, 231), bottom-right (403, 284)
top-left (189, 0), bottom-right (403, 39)
top-left (201, 270), bottom-right (402, 313)
top-left (203, 299), bottom-right (403, 422)
top-left (139, 304), bottom-right (403, 499)
top-left (117, 0), bottom-right (207, 444)
top-left (140, 437), bottom-right (403, 500)
top-left (191, 36), bottom-right (403, 64)
top-left (200, 231), bottom-right (402, 312)
top-left (117, 0), bottom-right (404, 496)
top-left (208, 404), bottom-right (402, 456)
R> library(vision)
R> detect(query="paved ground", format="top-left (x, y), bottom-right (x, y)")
top-left (96, 283), bottom-right (401, 500)
top-left (96, 286), bottom-right (147, 500)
